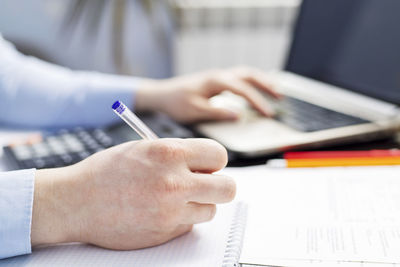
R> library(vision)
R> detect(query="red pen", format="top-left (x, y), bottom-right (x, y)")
top-left (284, 149), bottom-right (400, 159)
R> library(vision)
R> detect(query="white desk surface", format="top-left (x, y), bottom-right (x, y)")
top-left (1, 128), bottom-right (400, 267)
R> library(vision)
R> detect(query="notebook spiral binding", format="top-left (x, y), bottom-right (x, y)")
top-left (222, 202), bottom-right (248, 267)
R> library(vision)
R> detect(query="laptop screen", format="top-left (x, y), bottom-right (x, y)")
top-left (286, 0), bottom-right (400, 105)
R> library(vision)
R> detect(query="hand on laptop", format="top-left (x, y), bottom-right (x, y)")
top-left (135, 66), bottom-right (281, 123)
top-left (31, 138), bottom-right (236, 250)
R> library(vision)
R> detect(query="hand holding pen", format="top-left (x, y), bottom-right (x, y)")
top-left (31, 101), bottom-right (236, 250)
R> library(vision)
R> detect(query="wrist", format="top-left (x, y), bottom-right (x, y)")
top-left (31, 167), bottom-right (81, 246)
top-left (135, 79), bottom-right (168, 113)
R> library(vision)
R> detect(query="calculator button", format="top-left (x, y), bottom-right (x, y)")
top-left (93, 130), bottom-right (113, 147)
top-left (50, 157), bottom-right (65, 168)
top-left (31, 143), bottom-right (51, 158)
top-left (47, 136), bottom-right (68, 155)
top-left (12, 145), bottom-right (33, 161)
top-left (81, 136), bottom-right (93, 144)
top-left (61, 134), bottom-right (85, 153)
top-left (85, 139), bottom-right (99, 148)
top-left (41, 157), bottom-right (59, 168)
top-left (78, 151), bottom-right (90, 160)
top-left (60, 154), bottom-right (74, 165)
top-left (93, 129), bottom-right (106, 138)
top-left (98, 136), bottom-right (113, 147)
top-left (94, 147), bottom-right (104, 153)
top-left (89, 144), bottom-right (103, 152)
top-left (33, 158), bottom-right (46, 169)
top-left (21, 159), bottom-right (37, 169)
top-left (69, 153), bottom-right (82, 164)
top-left (77, 130), bottom-right (91, 140)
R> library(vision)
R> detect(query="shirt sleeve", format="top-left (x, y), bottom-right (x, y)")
top-left (0, 35), bottom-right (141, 129)
top-left (0, 169), bottom-right (35, 259)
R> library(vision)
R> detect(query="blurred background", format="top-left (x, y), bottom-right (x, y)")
top-left (0, 0), bottom-right (300, 77)
top-left (172, 0), bottom-right (299, 74)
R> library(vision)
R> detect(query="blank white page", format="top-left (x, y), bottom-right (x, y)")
top-left (1, 203), bottom-right (239, 267)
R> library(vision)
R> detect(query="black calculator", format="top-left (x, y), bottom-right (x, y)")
top-left (2, 113), bottom-right (194, 170)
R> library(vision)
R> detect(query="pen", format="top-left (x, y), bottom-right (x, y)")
top-left (267, 158), bottom-right (400, 168)
top-left (284, 150), bottom-right (400, 159)
top-left (266, 149), bottom-right (400, 168)
top-left (112, 100), bottom-right (158, 140)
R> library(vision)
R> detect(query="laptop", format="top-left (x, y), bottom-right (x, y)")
top-left (196, 0), bottom-right (400, 157)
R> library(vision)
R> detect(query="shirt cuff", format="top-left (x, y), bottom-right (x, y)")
top-left (0, 169), bottom-right (35, 259)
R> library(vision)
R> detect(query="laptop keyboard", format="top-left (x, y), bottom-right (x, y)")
top-left (275, 96), bottom-right (370, 132)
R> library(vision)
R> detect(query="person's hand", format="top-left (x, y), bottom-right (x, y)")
top-left (31, 138), bottom-right (235, 250)
top-left (135, 66), bottom-right (281, 123)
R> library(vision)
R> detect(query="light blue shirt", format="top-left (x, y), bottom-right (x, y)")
top-left (0, 35), bottom-right (139, 129)
top-left (0, 169), bottom-right (35, 259)
top-left (0, 35), bottom-right (143, 259)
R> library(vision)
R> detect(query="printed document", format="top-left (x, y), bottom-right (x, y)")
top-left (223, 166), bottom-right (400, 265)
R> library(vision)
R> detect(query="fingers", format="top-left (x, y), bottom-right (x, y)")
top-left (216, 74), bottom-right (276, 116)
top-left (186, 173), bottom-right (236, 204)
top-left (181, 203), bottom-right (217, 224)
top-left (182, 138), bottom-right (228, 173)
top-left (141, 138), bottom-right (227, 173)
top-left (232, 66), bottom-right (282, 99)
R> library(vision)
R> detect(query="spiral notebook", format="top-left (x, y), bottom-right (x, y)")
top-left (1, 202), bottom-right (248, 267)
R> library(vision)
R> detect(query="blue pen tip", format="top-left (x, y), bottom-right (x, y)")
top-left (112, 101), bottom-right (121, 110)
top-left (112, 100), bottom-right (126, 114)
